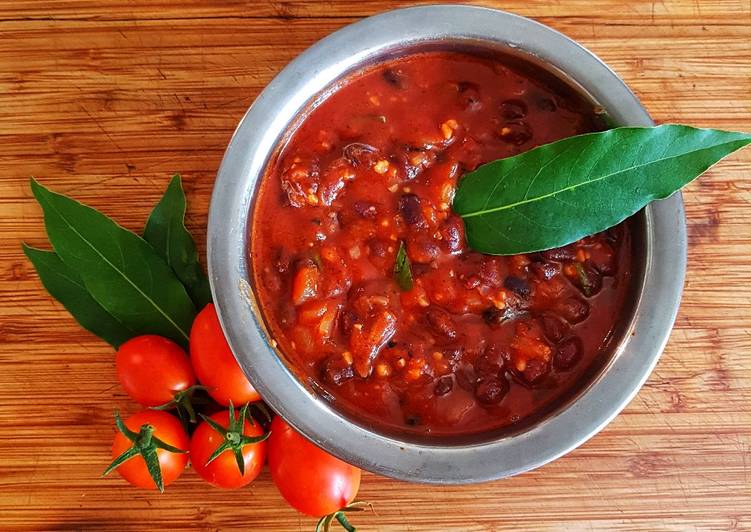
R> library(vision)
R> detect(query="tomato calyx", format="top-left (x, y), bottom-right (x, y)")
top-left (199, 402), bottom-right (270, 476)
top-left (151, 384), bottom-right (207, 424)
top-left (315, 501), bottom-right (374, 532)
top-left (102, 411), bottom-right (188, 492)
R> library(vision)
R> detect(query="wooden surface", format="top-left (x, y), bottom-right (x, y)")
top-left (1, 1), bottom-right (750, 530)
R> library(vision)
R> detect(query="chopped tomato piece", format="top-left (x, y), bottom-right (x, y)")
top-left (291, 262), bottom-right (320, 305)
top-left (350, 310), bottom-right (397, 378)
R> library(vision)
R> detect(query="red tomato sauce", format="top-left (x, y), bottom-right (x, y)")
top-left (252, 51), bottom-right (633, 435)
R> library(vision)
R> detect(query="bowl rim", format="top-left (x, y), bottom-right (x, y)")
top-left (207, 4), bottom-right (687, 483)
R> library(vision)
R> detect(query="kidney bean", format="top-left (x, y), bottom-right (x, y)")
top-left (382, 68), bottom-right (405, 88)
top-left (500, 99), bottom-right (528, 120)
top-left (426, 307), bottom-right (457, 339)
top-left (463, 275), bottom-right (481, 289)
top-left (274, 247), bottom-right (293, 274)
top-left (589, 242), bottom-right (616, 275)
top-left (434, 375), bottom-right (454, 396)
top-left (535, 96), bottom-right (557, 112)
top-left (479, 257), bottom-right (503, 286)
top-left (504, 275), bottom-right (531, 298)
top-left (541, 314), bottom-right (570, 343)
top-left (455, 363), bottom-right (477, 392)
top-left (457, 81), bottom-right (482, 111)
top-left (518, 358), bottom-right (549, 386)
top-left (367, 238), bottom-right (389, 258)
top-left (343, 142), bottom-right (378, 167)
top-left (542, 246), bottom-right (576, 262)
top-left (263, 269), bottom-right (282, 294)
top-left (482, 306), bottom-right (521, 328)
top-left (554, 336), bottom-right (582, 370)
top-left (556, 297), bottom-right (590, 324)
top-left (405, 414), bottom-right (421, 426)
top-left (441, 344), bottom-right (464, 367)
top-left (280, 157), bottom-right (320, 208)
top-left (276, 302), bottom-right (296, 328)
top-left (321, 355), bottom-right (355, 386)
top-left (399, 193), bottom-right (426, 227)
top-left (439, 215), bottom-right (465, 253)
top-left (353, 200), bottom-right (378, 218)
top-left (499, 120), bottom-right (532, 145)
top-left (340, 308), bottom-right (358, 336)
top-left (530, 261), bottom-right (560, 280)
top-left (318, 158), bottom-right (351, 206)
top-left (407, 237), bottom-right (440, 264)
top-left (475, 375), bottom-right (509, 404)
top-left (474, 353), bottom-right (504, 377)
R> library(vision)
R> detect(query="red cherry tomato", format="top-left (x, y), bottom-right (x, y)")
top-left (110, 410), bottom-right (189, 490)
top-left (190, 304), bottom-right (261, 406)
top-left (268, 417), bottom-right (361, 517)
top-left (116, 335), bottom-right (196, 406)
top-left (190, 409), bottom-right (267, 489)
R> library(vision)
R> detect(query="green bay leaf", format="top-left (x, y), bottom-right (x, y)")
top-left (453, 125), bottom-right (751, 255)
top-left (393, 241), bottom-right (413, 291)
top-left (31, 179), bottom-right (196, 346)
top-left (22, 244), bottom-right (134, 348)
top-left (144, 175), bottom-right (211, 308)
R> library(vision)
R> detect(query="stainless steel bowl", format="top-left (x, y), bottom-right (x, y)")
top-left (208, 5), bottom-right (686, 483)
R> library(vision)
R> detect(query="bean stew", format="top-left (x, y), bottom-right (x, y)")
top-left (251, 51), bottom-right (633, 435)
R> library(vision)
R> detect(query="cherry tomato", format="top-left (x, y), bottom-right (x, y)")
top-left (116, 335), bottom-right (196, 406)
top-left (190, 407), bottom-right (268, 489)
top-left (110, 410), bottom-right (189, 490)
top-left (268, 417), bottom-right (361, 517)
top-left (190, 304), bottom-right (261, 405)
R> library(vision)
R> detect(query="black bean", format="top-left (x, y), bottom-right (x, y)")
top-left (500, 99), bottom-right (528, 120)
top-left (434, 375), bottom-right (454, 397)
top-left (399, 193), bottom-right (425, 227)
top-left (426, 307), bottom-right (457, 339)
top-left (504, 276), bottom-right (531, 298)
top-left (475, 375), bottom-right (509, 405)
top-left (554, 337), bottom-right (582, 370)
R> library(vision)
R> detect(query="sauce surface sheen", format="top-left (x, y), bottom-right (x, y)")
top-left (252, 51), bottom-right (632, 435)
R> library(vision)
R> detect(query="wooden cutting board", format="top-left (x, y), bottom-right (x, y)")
top-left (1, 1), bottom-right (749, 530)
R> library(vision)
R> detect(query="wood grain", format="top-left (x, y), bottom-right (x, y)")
top-left (0, 1), bottom-right (749, 530)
